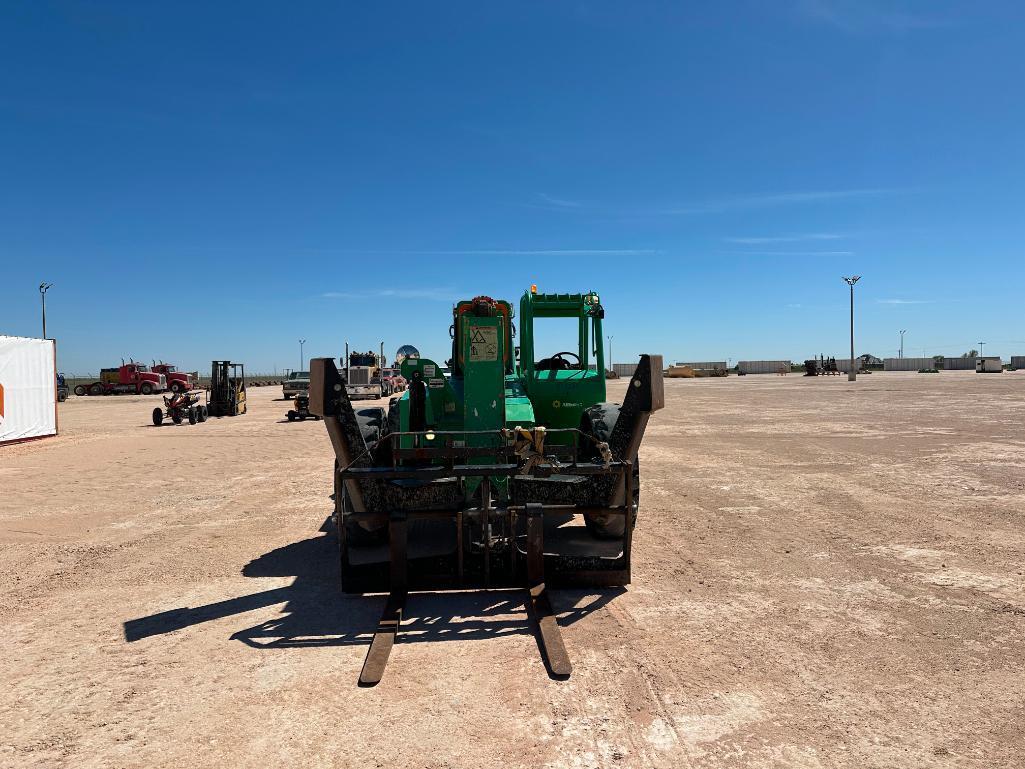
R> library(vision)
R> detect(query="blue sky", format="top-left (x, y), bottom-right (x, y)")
top-left (2, 1), bottom-right (1024, 374)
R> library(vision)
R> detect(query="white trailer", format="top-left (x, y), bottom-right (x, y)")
top-left (976, 357), bottom-right (1003, 373)
top-left (0, 335), bottom-right (58, 445)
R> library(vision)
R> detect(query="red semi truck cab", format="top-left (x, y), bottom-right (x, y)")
top-left (75, 363), bottom-right (166, 396)
top-left (152, 363), bottom-right (197, 393)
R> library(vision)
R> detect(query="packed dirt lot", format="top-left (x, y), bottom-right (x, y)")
top-left (2, 372), bottom-right (1024, 768)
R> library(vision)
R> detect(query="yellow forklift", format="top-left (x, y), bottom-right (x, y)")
top-left (206, 361), bottom-right (246, 417)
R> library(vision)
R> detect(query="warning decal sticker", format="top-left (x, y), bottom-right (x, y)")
top-left (468, 326), bottom-right (499, 362)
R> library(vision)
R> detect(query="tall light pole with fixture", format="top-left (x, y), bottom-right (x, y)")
top-left (899, 329), bottom-right (907, 359)
top-left (979, 341), bottom-right (985, 357)
top-left (39, 282), bottom-right (53, 339)
top-left (843, 276), bottom-right (861, 381)
top-left (299, 338), bottom-right (306, 371)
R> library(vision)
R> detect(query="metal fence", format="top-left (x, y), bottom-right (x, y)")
top-left (611, 363), bottom-right (637, 377)
top-left (883, 357), bottom-right (934, 371)
top-left (738, 360), bottom-right (791, 375)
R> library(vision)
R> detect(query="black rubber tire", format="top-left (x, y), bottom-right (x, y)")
top-left (89, 383), bottom-right (103, 396)
top-left (339, 484), bottom-right (387, 546)
top-left (287, 411), bottom-right (296, 421)
top-left (578, 403), bottom-right (639, 539)
top-left (197, 407), bottom-right (207, 423)
top-left (74, 385), bottom-right (86, 397)
top-left (152, 407), bottom-right (163, 426)
top-left (140, 382), bottom-right (153, 395)
top-left (171, 411), bottom-right (183, 425)
top-left (386, 398), bottom-right (401, 436)
top-left (188, 407), bottom-right (197, 425)
top-left (354, 407), bottom-right (386, 446)
top-left (169, 381), bottom-right (183, 394)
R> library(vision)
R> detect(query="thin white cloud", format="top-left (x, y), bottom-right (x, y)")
top-left (536, 192), bottom-right (582, 209)
top-left (797, 0), bottom-right (950, 32)
top-left (314, 247), bottom-right (660, 257)
top-left (323, 287), bottom-right (460, 302)
top-left (409, 248), bottom-right (661, 256)
top-left (876, 299), bottom-right (935, 305)
top-left (724, 233), bottom-right (846, 244)
top-left (530, 187), bottom-right (912, 217)
top-left (660, 188), bottom-right (903, 215)
top-left (722, 250), bottom-right (855, 256)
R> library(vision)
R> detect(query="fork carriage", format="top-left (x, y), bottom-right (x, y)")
top-left (310, 352), bottom-right (663, 685)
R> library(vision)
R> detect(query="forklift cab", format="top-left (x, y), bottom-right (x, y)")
top-left (518, 288), bottom-right (607, 437)
top-left (207, 360), bottom-right (246, 417)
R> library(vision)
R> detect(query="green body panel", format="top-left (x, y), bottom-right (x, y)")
top-left (390, 290), bottom-right (606, 479)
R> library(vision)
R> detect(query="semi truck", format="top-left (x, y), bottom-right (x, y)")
top-left (151, 362), bottom-right (198, 393)
top-left (73, 362), bottom-right (167, 396)
top-left (345, 349), bottom-right (383, 400)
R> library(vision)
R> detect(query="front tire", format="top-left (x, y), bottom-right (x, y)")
top-left (140, 382), bottom-right (154, 395)
top-left (169, 382), bottom-right (183, 394)
top-left (188, 407), bottom-right (198, 425)
top-left (152, 408), bottom-right (163, 426)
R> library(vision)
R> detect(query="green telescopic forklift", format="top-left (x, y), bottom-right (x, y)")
top-left (309, 288), bottom-right (663, 685)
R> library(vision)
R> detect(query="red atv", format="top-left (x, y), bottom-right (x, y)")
top-left (152, 391), bottom-right (208, 426)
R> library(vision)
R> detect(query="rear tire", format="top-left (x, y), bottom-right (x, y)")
top-left (89, 383), bottom-right (103, 396)
top-left (170, 382), bottom-right (183, 394)
top-left (197, 407), bottom-right (207, 423)
top-left (188, 407), bottom-right (197, 425)
top-left (74, 385), bottom-right (86, 396)
top-left (287, 411), bottom-right (296, 421)
top-left (172, 411), bottom-right (183, 425)
top-left (152, 407), bottom-right (163, 426)
top-left (578, 403), bottom-right (639, 539)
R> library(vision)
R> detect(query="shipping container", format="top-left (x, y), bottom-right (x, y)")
top-left (883, 357), bottom-right (934, 371)
top-left (1011, 356), bottom-right (1025, 370)
top-left (674, 361), bottom-right (727, 371)
top-left (942, 357), bottom-right (976, 371)
top-left (0, 335), bottom-right (58, 445)
top-left (976, 357), bottom-right (1003, 373)
top-left (611, 363), bottom-right (637, 377)
top-left (737, 360), bottom-right (791, 375)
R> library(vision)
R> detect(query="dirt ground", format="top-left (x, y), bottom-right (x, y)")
top-left (2, 372), bottom-right (1023, 768)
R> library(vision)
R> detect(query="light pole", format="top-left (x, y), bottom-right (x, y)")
top-left (899, 329), bottom-right (907, 359)
top-left (299, 338), bottom-right (306, 371)
top-left (843, 276), bottom-right (861, 381)
top-left (39, 282), bottom-right (52, 338)
top-left (979, 341), bottom-right (985, 357)
top-left (607, 335), bottom-right (613, 373)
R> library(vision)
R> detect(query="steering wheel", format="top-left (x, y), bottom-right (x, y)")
top-left (549, 351), bottom-right (581, 370)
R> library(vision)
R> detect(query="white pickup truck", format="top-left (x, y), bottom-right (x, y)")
top-left (282, 370), bottom-right (310, 399)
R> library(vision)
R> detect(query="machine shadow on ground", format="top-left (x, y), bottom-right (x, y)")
top-left (123, 517), bottom-right (623, 652)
